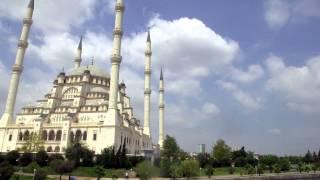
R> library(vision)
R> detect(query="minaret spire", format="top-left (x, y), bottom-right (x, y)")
top-left (143, 30), bottom-right (152, 136)
top-left (106, 0), bottom-right (125, 125)
top-left (159, 67), bottom-right (165, 148)
top-left (74, 36), bottom-right (82, 68)
top-left (0, 0), bottom-right (34, 126)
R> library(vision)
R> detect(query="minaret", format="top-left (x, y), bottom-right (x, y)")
top-left (159, 68), bottom-right (165, 148)
top-left (107, 0), bottom-right (125, 123)
top-left (143, 31), bottom-right (152, 136)
top-left (0, 0), bottom-right (34, 126)
top-left (74, 36), bottom-right (82, 68)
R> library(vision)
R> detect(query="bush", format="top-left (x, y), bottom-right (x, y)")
top-left (257, 165), bottom-right (264, 175)
top-left (274, 164), bottom-right (281, 173)
top-left (19, 153), bottom-right (33, 166)
top-left (95, 166), bottom-right (105, 180)
top-left (23, 162), bottom-right (40, 173)
top-left (228, 166), bottom-right (235, 174)
top-left (312, 164), bottom-right (318, 172)
top-left (179, 159), bottom-right (199, 178)
top-left (48, 153), bottom-right (64, 163)
top-left (35, 150), bottom-right (49, 166)
top-left (135, 161), bottom-right (158, 180)
top-left (0, 161), bottom-right (14, 179)
top-left (6, 150), bottom-right (20, 165)
top-left (205, 166), bottom-right (214, 178)
top-left (35, 168), bottom-right (47, 180)
top-left (305, 165), bottom-right (311, 173)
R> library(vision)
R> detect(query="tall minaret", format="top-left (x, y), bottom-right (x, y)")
top-left (158, 68), bottom-right (165, 148)
top-left (74, 36), bottom-right (82, 68)
top-left (0, 0), bottom-right (34, 126)
top-left (143, 31), bottom-right (152, 136)
top-left (107, 0), bottom-right (125, 123)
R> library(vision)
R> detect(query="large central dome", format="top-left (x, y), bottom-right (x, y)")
top-left (69, 65), bottom-right (110, 78)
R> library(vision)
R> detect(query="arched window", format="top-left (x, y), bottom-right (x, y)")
top-left (18, 132), bottom-right (23, 141)
top-left (62, 87), bottom-right (79, 99)
top-left (24, 131), bottom-right (30, 141)
top-left (70, 131), bottom-right (75, 143)
top-left (54, 146), bottom-right (60, 152)
top-left (48, 130), bottom-right (55, 141)
top-left (47, 146), bottom-right (52, 152)
top-left (83, 131), bottom-right (87, 141)
top-left (56, 130), bottom-right (62, 141)
top-left (42, 130), bottom-right (48, 141)
top-left (75, 130), bottom-right (82, 142)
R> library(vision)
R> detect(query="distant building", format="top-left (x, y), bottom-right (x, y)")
top-left (198, 144), bottom-right (206, 153)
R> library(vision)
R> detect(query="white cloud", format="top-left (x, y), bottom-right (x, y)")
top-left (229, 65), bottom-right (264, 84)
top-left (264, 0), bottom-right (290, 29)
top-left (264, 0), bottom-right (320, 29)
top-left (216, 80), bottom-right (262, 110)
top-left (265, 55), bottom-right (320, 113)
top-left (0, 0), bottom-right (99, 32)
top-left (202, 103), bottom-right (220, 115)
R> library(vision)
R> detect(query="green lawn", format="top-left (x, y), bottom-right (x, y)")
top-left (200, 167), bottom-right (246, 176)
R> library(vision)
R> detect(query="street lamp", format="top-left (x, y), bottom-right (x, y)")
top-left (33, 168), bottom-right (37, 180)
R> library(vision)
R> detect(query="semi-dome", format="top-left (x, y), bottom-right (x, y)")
top-left (69, 65), bottom-right (110, 78)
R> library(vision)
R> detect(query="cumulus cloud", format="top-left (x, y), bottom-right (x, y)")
top-left (229, 65), bottom-right (264, 84)
top-left (0, 0), bottom-right (100, 32)
top-left (202, 103), bottom-right (220, 115)
top-left (265, 55), bottom-right (320, 113)
top-left (264, 0), bottom-right (320, 29)
top-left (216, 80), bottom-right (262, 110)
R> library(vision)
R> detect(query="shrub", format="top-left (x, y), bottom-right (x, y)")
top-left (6, 150), bottom-right (20, 165)
top-left (257, 165), bottom-right (264, 175)
top-left (312, 164), bottom-right (318, 173)
top-left (0, 161), bottom-right (15, 179)
top-left (205, 166), bottom-right (214, 178)
top-left (228, 166), bottom-right (235, 174)
top-left (35, 150), bottom-right (49, 166)
top-left (48, 153), bottom-right (64, 163)
top-left (19, 153), bottom-right (33, 166)
top-left (274, 164), bottom-right (281, 174)
top-left (135, 161), bottom-right (158, 180)
top-left (35, 168), bottom-right (47, 180)
top-left (95, 166), bottom-right (105, 180)
top-left (23, 162), bottom-right (40, 173)
top-left (179, 159), bottom-right (199, 178)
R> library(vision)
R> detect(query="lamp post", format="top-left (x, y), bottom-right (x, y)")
top-left (33, 168), bottom-right (36, 180)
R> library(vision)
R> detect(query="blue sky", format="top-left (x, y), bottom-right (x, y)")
top-left (0, 0), bottom-right (320, 155)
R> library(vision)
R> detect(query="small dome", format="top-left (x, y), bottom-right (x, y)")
top-left (69, 65), bottom-right (110, 78)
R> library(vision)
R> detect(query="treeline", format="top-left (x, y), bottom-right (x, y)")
top-left (0, 142), bottom-right (144, 179)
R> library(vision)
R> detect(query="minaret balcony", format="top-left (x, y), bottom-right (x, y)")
top-left (113, 28), bottom-right (123, 37)
top-left (111, 55), bottom-right (122, 64)
top-left (23, 18), bottom-right (33, 25)
top-left (159, 104), bottom-right (165, 108)
top-left (144, 69), bottom-right (151, 75)
top-left (115, 3), bottom-right (125, 11)
top-left (12, 64), bottom-right (23, 73)
top-left (145, 50), bottom-right (152, 56)
top-left (17, 40), bottom-right (28, 48)
top-left (159, 88), bottom-right (164, 92)
top-left (144, 89), bottom-right (152, 94)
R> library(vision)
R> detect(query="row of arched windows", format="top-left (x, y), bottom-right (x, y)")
top-left (42, 130), bottom-right (62, 141)
top-left (70, 130), bottom-right (87, 143)
top-left (47, 146), bottom-right (60, 152)
top-left (18, 131), bottom-right (30, 141)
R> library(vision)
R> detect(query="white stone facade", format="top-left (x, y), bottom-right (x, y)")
top-left (0, 0), bottom-right (154, 155)
top-left (0, 65), bottom-right (152, 154)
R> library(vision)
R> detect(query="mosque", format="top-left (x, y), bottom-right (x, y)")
top-left (0, 0), bottom-right (165, 155)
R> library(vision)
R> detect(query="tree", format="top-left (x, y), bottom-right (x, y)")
top-left (205, 166), bottom-right (214, 179)
top-left (35, 150), bottom-right (49, 166)
top-left (161, 135), bottom-right (180, 159)
top-left (197, 153), bottom-right (211, 168)
top-left (135, 161), bottom-right (157, 180)
top-left (65, 143), bottom-right (93, 166)
top-left (50, 160), bottom-right (75, 180)
top-left (304, 150), bottom-right (313, 163)
top-left (48, 153), bottom-right (64, 163)
top-left (259, 155), bottom-right (278, 172)
top-left (232, 146), bottom-right (248, 167)
top-left (312, 164), bottom-right (318, 173)
top-left (179, 159), bottom-right (199, 179)
top-left (19, 153), bottom-right (33, 166)
top-left (95, 166), bottom-right (105, 180)
top-left (298, 162), bottom-right (304, 173)
top-left (20, 133), bottom-right (44, 152)
top-left (6, 150), bottom-right (20, 165)
top-left (0, 161), bottom-right (14, 179)
top-left (212, 139), bottom-right (231, 166)
top-left (278, 158), bottom-right (290, 172)
top-left (257, 165), bottom-right (264, 175)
